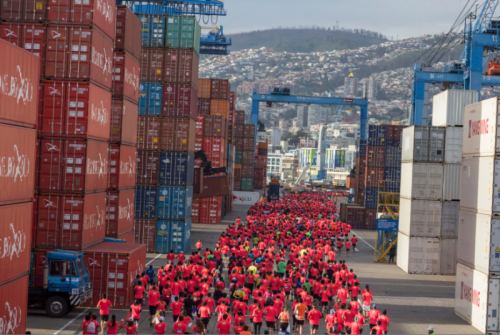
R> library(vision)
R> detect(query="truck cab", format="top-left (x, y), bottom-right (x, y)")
top-left (29, 250), bottom-right (91, 317)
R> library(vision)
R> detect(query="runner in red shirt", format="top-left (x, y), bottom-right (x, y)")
top-left (307, 305), bottom-right (322, 335)
top-left (216, 314), bottom-right (231, 334)
top-left (154, 317), bottom-right (167, 335)
top-left (96, 294), bottom-right (112, 332)
top-left (172, 316), bottom-right (188, 335)
top-left (377, 310), bottom-right (390, 334)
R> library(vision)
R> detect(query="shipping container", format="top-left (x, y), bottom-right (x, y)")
top-left (137, 14), bottom-right (164, 47)
top-left (165, 16), bottom-right (200, 53)
top-left (0, 124), bottom-right (36, 204)
top-left (40, 81), bottom-right (112, 140)
top-left (442, 163), bottom-right (461, 201)
top-left (364, 208), bottom-right (377, 229)
top-left (140, 48), bottom-right (163, 82)
top-left (161, 83), bottom-right (197, 118)
top-left (197, 98), bottom-right (210, 115)
top-left (241, 178), bottom-right (253, 191)
top-left (0, 202), bottom-right (31, 286)
top-left (385, 125), bottom-right (404, 146)
top-left (210, 99), bottom-right (229, 119)
top-left (197, 78), bottom-right (210, 98)
top-left (105, 189), bottom-right (135, 237)
top-left (432, 89), bottom-right (478, 127)
top-left (364, 188), bottom-right (378, 209)
top-left (134, 219), bottom-right (156, 252)
top-left (115, 6), bottom-right (142, 59)
top-left (113, 52), bottom-right (140, 103)
top-left (203, 115), bottom-right (227, 138)
top-left (440, 238), bottom-right (457, 275)
top-left (136, 151), bottom-right (159, 185)
top-left (364, 167), bottom-right (384, 189)
top-left (243, 137), bottom-right (255, 152)
top-left (366, 146), bottom-right (385, 167)
top-left (108, 145), bottom-right (136, 189)
top-left (83, 242), bottom-right (146, 309)
top-left (160, 118), bottom-right (195, 152)
top-left (159, 152), bottom-right (194, 186)
top-left (400, 163), bottom-right (443, 200)
top-left (201, 137), bottom-right (226, 167)
top-left (0, 37), bottom-right (39, 127)
top-left (444, 126), bottom-right (463, 164)
top-left (134, 185), bottom-right (157, 219)
top-left (340, 203), bottom-right (360, 222)
top-left (163, 49), bottom-right (199, 87)
top-left (367, 125), bottom-right (386, 146)
top-left (457, 210), bottom-right (500, 275)
top-left (399, 198), bottom-right (459, 237)
top-left (460, 156), bottom-right (500, 215)
top-left (0, 275), bottom-right (28, 334)
top-left (45, 26), bottom-right (114, 90)
top-left (157, 186), bottom-right (193, 220)
top-left (243, 124), bottom-right (255, 138)
top-left (110, 99), bottom-right (138, 145)
top-left (355, 188), bottom-right (365, 206)
top-left (462, 97), bottom-right (500, 157)
top-left (39, 138), bottom-right (109, 193)
top-left (156, 218), bottom-right (191, 253)
top-left (210, 79), bottom-right (230, 100)
top-left (36, 192), bottom-right (106, 249)
top-left (1, 0), bottom-right (47, 21)
top-left (397, 233), bottom-right (440, 274)
top-left (402, 126), bottom-right (445, 163)
top-left (139, 82), bottom-right (162, 116)
top-left (194, 176), bottom-right (229, 198)
top-left (234, 110), bottom-right (245, 124)
top-left (384, 146), bottom-right (401, 168)
top-left (358, 140), bottom-right (367, 159)
top-left (137, 116), bottom-right (161, 150)
top-left (383, 167), bottom-right (401, 192)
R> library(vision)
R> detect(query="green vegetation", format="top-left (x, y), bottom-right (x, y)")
top-left (229, 28), bottom-right (387, 53)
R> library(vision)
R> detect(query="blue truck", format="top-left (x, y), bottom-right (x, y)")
top-left (29, 250), bottom-right (92, 317)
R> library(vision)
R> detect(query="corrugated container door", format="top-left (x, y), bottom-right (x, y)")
top-left (135, 186), bottom-right (157, 219)
top-left (165, 15), bottom-right (180, 48)
top-left (150, 15), bottom-right (165, 47)
top-left (136, 151), bottom-right (159, 185)
top-left (156, 221), bottom-right (171, 253)
top-left (171, 218), bottom-right (191, 253)
top-left (139, 83), bottom-right (162, 116)
top-left (159, 152), bottom-right (194, 186)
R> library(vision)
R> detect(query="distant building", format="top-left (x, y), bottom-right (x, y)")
top-left (344, 76), bottom-right (359, 96)
top-left (281, 152), bottom-right (299, 182)
top-left (296, 105), bottom-right (308, 128)
top-left (307, 105), bottom-right (330, 126)
top-left (267, 153), bottom-right (283, 176)
top-left (368, 77), bottom-right (378, 100)
top-left (279, 119), bottom-right (289, 130)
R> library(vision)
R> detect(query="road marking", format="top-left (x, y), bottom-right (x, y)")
top-left (146, 253), bottom-right (163, 266)
top-left (352, 231), bottom-right (375, 250)
top-left (54, 308), bottom-right (89, 334)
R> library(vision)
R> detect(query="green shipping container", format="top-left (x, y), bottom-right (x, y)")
top-left (241, 178), bottom-right (253, 191)
top-left (235, 150), bottom-right (243, 164)
top-left (165, 16), bottom-right (201, 54)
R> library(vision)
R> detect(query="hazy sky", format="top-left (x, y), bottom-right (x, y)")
top-left (215, 0), bottom-right (488, 39)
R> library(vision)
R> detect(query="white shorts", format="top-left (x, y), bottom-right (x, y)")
top-left (363, 304), bottom-right (370, 312)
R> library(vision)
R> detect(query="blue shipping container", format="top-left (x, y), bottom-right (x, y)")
top-left (384, 168), bottom-right (401, 193)
top-left (368, 125), bottom-right (387, 146)
top-left (157, 186), bottom-right (193, 220)
top-left (137, 14), bottom-right (165, 47)
top-left (155, 219), bottom-right (191, 254)
top-left (139, 82), bottom-right (162, 116)
top-left (159, 152), bottom-right (194, 186)
top-left (364, 188), bottom-right (378, 209)
top-left (358, 140), bottom-right (367, 159)
top-left (385, 146), bottom-right (402, 168)
top-left (135, 186), bottom-right (158, 219)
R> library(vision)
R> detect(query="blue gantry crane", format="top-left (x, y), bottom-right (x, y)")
top-left (411, 0), bottom-right (500, 125)
top-left (200, 25), bottom-right (232, 55)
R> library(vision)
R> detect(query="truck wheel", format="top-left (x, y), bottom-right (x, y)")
top-left (45, 296), bottom-right (69, 317)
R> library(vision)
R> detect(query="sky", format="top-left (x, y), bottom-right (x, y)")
top-left (215, 0), bottom-right (487, 39)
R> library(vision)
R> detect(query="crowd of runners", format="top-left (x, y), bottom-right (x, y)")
top-left (84, 192), bottom-right (390, 334)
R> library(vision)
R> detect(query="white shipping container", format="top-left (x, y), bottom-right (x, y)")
top-left (402, 126), bottom-right (445, 163)
top-left (444, 126), bottom-right (463, 164)
top-left (440, 238), bottom-right (457, 275)
top-left (457, 210), bottom-right (500, 275)
top-left (432, 89), bottom-right (478, 127)
top-left (455, 263), bottom-right (490, 334)
top-left (443, 163), bottom-right (461, 200)
top-left (460, 156), bottom-right (500, 215)
top-left (462, 97), bottom-right (500, 157)
top-left (442, 201), bottom-right (460, 238)
top-left (401, 163), bottom-right (443, 200)
top-left (397, 233), bottom-right (440, 274)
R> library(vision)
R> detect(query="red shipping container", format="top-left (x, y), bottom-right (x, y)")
top-left (255, 157), bottom-right (267, 169)
top-left (234, 110), bottom-right (245, 124)
top-left (160, 118), bottom-right (195, 152)
top-left (161, 83), bottom-right (197, 119)
top-left (244, 124), bottom-right (255, 138)
top-left (234, 124), bottom-right (245, 138)
top-left (0, 202), bottom-right (32, 286)
top-left (243, 137), bottom-right (255, 151)
top-left (253, 179), bottom-right (264, 190)
top-left (194, 137), bottom-right (203, 155)
top-left (210, 79), bottom-right (230, 100)
top-left (208, 199), bottom-right (222, 224)
top-left (203, 115), bottom-right (227, 138)
top-left (36, 192), bottom-right (107, 249)
top-left (83, 242), bottom-right (146, 309)
top-left (0, 124), bottom-right (36, 205)
top-left (134, 219), bottom-right (155, 253)
top-left (202, 137), bottom-right (226, 167)
top-left (356, 158), bottom-right (366, 173)
top-left (193, 168), bottom-right (202, 194)
top-left (234, 138), bottom-right (244, 151)
top-left (137, 116), bottom-right (161, 150)
top-left (140, 48), bottom-right (163, 82)
top-left (346, 206), bottom-right (366, 227)
top-left (0, 0), bottom-right (46, 22)
top-left (229, 92), bottom-right (235, 111)
top-left (197, 98), bottom-right (210, 115)
top-left (0, 23), bottom-right (23, 46)
top-left (366, 146), bottom-right (386, 167)
top-left (117, 229), bottom-right (134, 243)
top-left (105, 189), bottom-right (134, 237)
top-left (41, 81), bottom-right (111, 140)
top-left (46, 0), bottom-right (116, 40)
top-left (242, 151), bottom-right (253, 165)
top-left (355, 189), bottom-right (365, 206)
top-left (112, 52), bottom-right (140, 103)
top-left (364, 167), bottom-right (384, 188)
top-left (108, 144), bottom-right (136, 189)
top-left (195, 114), bottom-right (204, 137)
top-left (39, 138), bottom-right (109, 192)
top-left (136, 151), bottom-right (159, 185)
top-left (115, 6), bottom-right (142, 60)
top-left (242, 165), bottom-right (253, 178)
top-left (386, 125), bottom-right (404, 143)
top-left (45, 26), bottom-right (114, 90)
top-left (163, 49), bottom-right (199, 88)
top-left (0, 275), bottom-right (28, 334)
top-left (194, 176), bottom-right (229, 199)
top-left (191, 199), bottom-right (200, 222)
top-left (364, 208), bottom-right (377, 229)
top-left (110, 99), bottom-right (138, 145)
top-left (0, 37), bottom-right (39, 128)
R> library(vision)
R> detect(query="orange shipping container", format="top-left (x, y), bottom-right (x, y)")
top-left (210, 99), bottom-right (229, 119)
top-left (197, 78), bottom-right (211, 98)
top-left (160, 118), bottom-right (195, 152)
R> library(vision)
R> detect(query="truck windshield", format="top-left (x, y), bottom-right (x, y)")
top-left (50, 260), bottom-right (77, 276)
top-left (75, 259), bottom-right (84, 277)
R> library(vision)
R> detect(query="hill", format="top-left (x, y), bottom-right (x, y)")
top-left (228, 28), bottom-right (388, 53)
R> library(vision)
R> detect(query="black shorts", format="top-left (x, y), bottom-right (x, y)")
top-left (149, 305), bottom-right (157, 315)
top-left (136, 298), bottom-right (143, 304)
top-left (296, 320), bottom-right (304, 325)
top-left (322, 301), bottom-right (328, 306)
top-left (100, 314), bottom-right (109, 321)
top-left (312, 325), bottom-right (319, 330)
top-left (201, 317), bottom-right (210, 326)
top-left (266, 321), bottom-right (275, 328)
top-left (346, 248), bottom-right (350, 252)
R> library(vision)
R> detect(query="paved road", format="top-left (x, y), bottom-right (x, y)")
top-left (26, 205), bottom-right (479, 334)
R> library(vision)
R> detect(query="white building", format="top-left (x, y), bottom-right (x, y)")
top-left (267, 153), bottom-right (283, 176)
top-left (296, 105), bottom-right (308, 128)
top-left (308, 105), bottom-right (330, 126)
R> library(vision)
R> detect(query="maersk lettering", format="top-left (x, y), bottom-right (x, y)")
top-left (468, 118), bottom-right (489, 138)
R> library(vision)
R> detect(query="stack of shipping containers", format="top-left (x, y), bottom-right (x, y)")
top-left (397, 89), bottom-right (477, 275)
top-left (232, 110), bottom-right (245, 191)
top-left (134, 13), bottom-right (200, 252)
top-left (454, 96), bottom-right (500, 333)
top-left (233, 110), bottom-right (255, 191)
top-left (254, 131), bottom-right (268, 191)
top-left (0, 39), bottom-right (39, 334)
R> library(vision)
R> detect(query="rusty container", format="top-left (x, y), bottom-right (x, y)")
top-left (210, 79), bottom-right (230, 100)
top-left (105, 188), bottom-right (135, 237)
top-left (161, 83), bottom-right (197, 119)
top-left (197, 98), bottom-right (210, 115)
top-left (115, 6), bottom-right (142, 60)
top-left (0, 275), bottom-right (28, 334)
top-left (160, 118), bottom-right (196, 152)
top-left (197, 78), bottom-right (210, 98)
top-left (113, 52), bottom-right (140, 103)
top-left (210, 99), bottom-right (229, 119)
top-left (140, 48), bottom-right (163, 82)
top-left (137, 116), bottom-right (161, 150)
top-left (136, 151), bottom-right (159, 185)
top-left (108, 144), bottom-right (137, 189)
top-left (163, 49), bottom-right (199, 87)
top-left (110, 99), bottom-right (138, 145)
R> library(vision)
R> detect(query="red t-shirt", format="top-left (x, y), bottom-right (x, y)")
top-left (216, 320), bottom-right (231, 334)
top-left (252, 309), bottom-right (263, 322)
top-left (264, 306), bottom-right (277, 322)
top-left (98, 299), bottom-right (112, 315)
top-left (106, 321), bottom-right (118, 334)
top-left (148, 290), bottom-right (160, 306)
top-left (134, 286), bottom-right (145, 299)
top-left (154, 322), bottom-right (167, 335)
top-left (308, 309), bottom-right (322, 325)
top-left (125, 325), bottom-right (137, 334)
top-left (130, 304), bottom-right (142, 320)
top-left (368, 309), bottom-right (380, 324)
top-left (171, 301), bottom-right (182, 315)
top-left (172, 321), bottom-right (187, 334)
